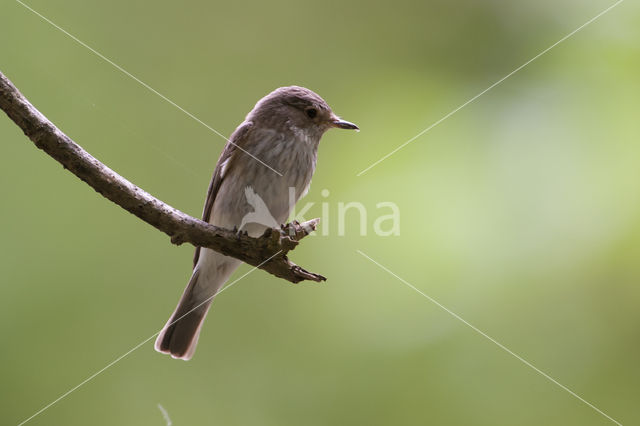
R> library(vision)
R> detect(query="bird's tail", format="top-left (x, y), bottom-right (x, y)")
top-left (154, 269), bottom-right (213, 360)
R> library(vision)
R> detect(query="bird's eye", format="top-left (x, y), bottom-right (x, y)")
top-left (305, 108), bottom-right (317, 119)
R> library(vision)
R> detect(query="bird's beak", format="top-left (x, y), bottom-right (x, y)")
top-left (331, 116), bottom-right (359, 131)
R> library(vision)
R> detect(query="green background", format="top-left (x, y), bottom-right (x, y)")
top-left (1, 0), bottom-right (639, 424)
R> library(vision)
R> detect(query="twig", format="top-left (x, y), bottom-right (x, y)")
top-left (0, 70), bottom-right (325, 283)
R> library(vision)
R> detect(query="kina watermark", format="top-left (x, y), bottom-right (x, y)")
top-left (239, 186), bottom-right (400, 237)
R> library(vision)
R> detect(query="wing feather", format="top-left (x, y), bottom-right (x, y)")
top-left (192, 122), bottom-right (253, 267)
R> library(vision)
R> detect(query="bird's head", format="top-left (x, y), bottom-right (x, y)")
top-left (248, 86), bottom-right (358, 140)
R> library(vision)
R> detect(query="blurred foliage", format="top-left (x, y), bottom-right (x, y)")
top-left (1, 0), bottom-right (639, 425)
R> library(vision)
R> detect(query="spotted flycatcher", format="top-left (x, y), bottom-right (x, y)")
top-left (155, 86), bottom-right (358, 359)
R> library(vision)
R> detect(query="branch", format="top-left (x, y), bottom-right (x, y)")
top-left (0, 70), bottom-right (325, 283)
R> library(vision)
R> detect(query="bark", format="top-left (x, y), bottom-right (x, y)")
top-left (0, 70), bottom-right (325, 283)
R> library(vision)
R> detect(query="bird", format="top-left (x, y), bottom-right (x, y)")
top-left (237, 186), bottom-right (279, 231)
top-left (154, 86), bottom-right (358, 360)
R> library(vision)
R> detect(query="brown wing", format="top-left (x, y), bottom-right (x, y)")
top-left (192, 121), bottom-right (253, 267)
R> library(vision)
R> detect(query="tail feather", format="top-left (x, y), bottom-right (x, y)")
top-left (155, 270), bottom-right (212, 360)
top-left (156, 251), bottom-right (241, 360)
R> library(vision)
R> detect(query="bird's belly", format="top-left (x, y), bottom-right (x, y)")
top-left (210, 144), bottom-right (315, 234)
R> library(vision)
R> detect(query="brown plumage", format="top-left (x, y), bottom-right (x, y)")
top-left (155, 86), bottom-right (357, 360)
